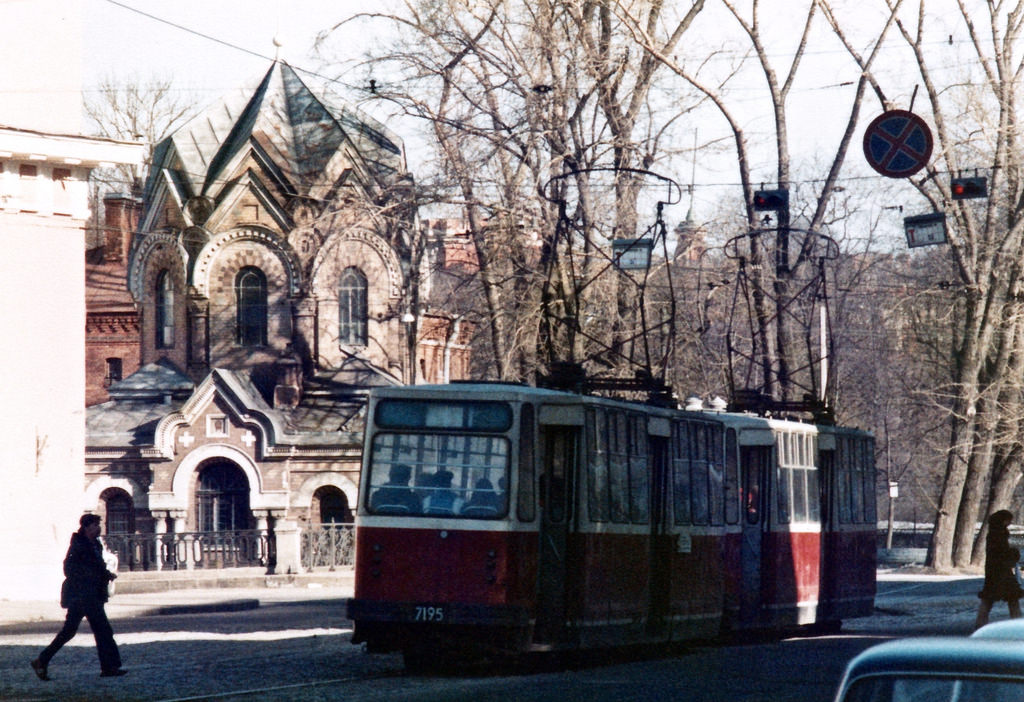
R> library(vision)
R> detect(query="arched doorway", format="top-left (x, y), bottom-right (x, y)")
top-left (313, 485), bottom-right (352, 524)
top-left (195, 460), bottom-right (251, 532)
top-left (101, 488), bottom-right (134, 535)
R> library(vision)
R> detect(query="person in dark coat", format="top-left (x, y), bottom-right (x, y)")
top-left (975, 509), bottom-right (1023, 630)
top-left (31, 514), bottom-right (126, 680)
top-left (369, 464), bottom-right (422, 514)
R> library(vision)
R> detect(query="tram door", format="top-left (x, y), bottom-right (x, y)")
top-left (739, 445), bottom-right (771, 625)
top-left (647, 436), bottom-right (671, 633)
top-left (534, 424), bottom-right (576, 644)
top-left (818, 446), bottom-right (838, 619)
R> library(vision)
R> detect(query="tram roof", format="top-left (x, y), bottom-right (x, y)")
top-left (369, 384), bottom-right (871, 436)
top-left (371, 382), bottom-right (571, 400)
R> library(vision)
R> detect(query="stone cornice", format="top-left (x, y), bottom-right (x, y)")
top-left (86, 312), bottom-right (139, 334)
top-left (0, 126), bottom-right (144, 168)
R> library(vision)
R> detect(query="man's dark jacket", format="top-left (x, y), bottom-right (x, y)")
top-left (60, 531), bottom-right (111, 608)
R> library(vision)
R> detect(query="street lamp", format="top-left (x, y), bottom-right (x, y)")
top-left (402, 311), bottom-right (416, 384)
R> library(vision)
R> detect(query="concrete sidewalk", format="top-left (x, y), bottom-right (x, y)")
top-left (0, 581), bottom-right (353, 627)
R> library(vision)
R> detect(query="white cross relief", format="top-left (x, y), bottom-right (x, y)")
top-left (242, 430), bottom-right (256, 449)
top-left (179, 431), bottom-right (195, 447)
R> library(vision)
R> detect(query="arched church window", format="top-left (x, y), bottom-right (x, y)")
top-left (235, 267), bottom-right (267, 347)
top-left (155, 270), bottom-right (174, 348)
top-left (196, 462), bottom-right (250, 532)
top-left (103, 489), bottom-right (134, 534)
top-left (339, 267), bottom-right (367, 345)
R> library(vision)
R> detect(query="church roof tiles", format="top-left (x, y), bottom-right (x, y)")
top-left (145, 61), bottom-right (405, 212)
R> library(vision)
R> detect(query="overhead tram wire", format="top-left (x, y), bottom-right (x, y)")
top-left (90, 7), bottom-right (994, 209)
top-left (99, 0), bottom-right (352, 90)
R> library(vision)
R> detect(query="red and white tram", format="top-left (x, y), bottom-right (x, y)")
top-left (346, 383), bottom-right (876, 664)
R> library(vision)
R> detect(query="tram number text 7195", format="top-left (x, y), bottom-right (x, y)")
top-left (413, 605), bottom-right (445, 622)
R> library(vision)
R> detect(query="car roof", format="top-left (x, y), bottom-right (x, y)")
top-left (842, 638), bottom-right (1024, 681)
top-left (970, 619), bottom-right (1024, 640)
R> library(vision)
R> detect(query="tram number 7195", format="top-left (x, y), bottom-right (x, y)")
top-left (413, 605), bottom-right (445, 622)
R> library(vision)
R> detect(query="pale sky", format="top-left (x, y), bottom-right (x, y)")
top-left (82, 0), bottom-right (375, 99)
top-left (70, 0), bottom-right (981, 242)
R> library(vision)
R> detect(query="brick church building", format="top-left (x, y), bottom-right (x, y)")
top-left (84, 61), bottom-right (473, 566)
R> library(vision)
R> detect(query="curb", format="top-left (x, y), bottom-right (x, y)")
top-left (141, 598), bottom-right (261, 616)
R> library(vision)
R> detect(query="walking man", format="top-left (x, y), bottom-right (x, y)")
top-left (975, 509), bottom-right (1023, 630)
top-left (31, 513), bottom-right (126, 680)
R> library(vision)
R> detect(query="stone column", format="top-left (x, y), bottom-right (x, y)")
top-left (152, 513), bottom-right (167, 572)
top-left (255, 512), bottom-right (270, 570)
top-left (270, 516), bottom-right (302, 575)
top-left (187, 291), bottom-right (209, 377)
top-left (170, 511), bottom-right (191, 570)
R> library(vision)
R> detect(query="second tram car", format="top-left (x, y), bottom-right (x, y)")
top-left (346, 383), bottom-right (876, 664)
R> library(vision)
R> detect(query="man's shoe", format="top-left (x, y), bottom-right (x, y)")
top-left (30, 658), bottom-right (49, 681)
top-left (100, 668), bottom-right (128, 677)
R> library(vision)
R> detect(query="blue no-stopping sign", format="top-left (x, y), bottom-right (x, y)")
top-left (863, 110), bottom-right (933, 178)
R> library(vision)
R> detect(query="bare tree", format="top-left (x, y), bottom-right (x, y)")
top-left (617, 0), bottom-right (902, 414)
top-left (822, 0), bottom-right (1024, 569)
top-left (85, 74), bottom-right (199, 193)
top-left (83, 74), bottom-right (200, 252)
top-left (319, 0), bottom-right (705, 385)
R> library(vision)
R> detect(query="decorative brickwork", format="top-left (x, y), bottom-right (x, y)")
top-left (85, 63), bottom-right (424, 572)
top-left (86, 194), bottom-right (144, 406)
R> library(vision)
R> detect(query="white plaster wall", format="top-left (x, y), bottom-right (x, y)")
top-left (0, 132), bottom-right (141, 600)
top-left (0, 212), bottom-right (87, 600)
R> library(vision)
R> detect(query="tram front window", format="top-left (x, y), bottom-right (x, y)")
top-left (367, 433), bottom-right (510, 518)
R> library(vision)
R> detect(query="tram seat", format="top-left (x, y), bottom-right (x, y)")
top-left (374, 504), bottom-right (412, 514)
top-left (424, 507), bottom-right (454, 516)
top-left (461, 505), bottom-right (498, 517)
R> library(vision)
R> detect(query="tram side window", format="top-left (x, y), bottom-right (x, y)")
top-left (628, 414), bottom-right (650, 524)
top-left (669, 420), bottom-right (718, 526)
top-left (518, 404), bottom-right (536, 522)
top-left (587, 409), bottom-right (611, 522)
top-left (690, 423), bottom-right (710, 525)
top-left (837, 435), bottom-right (875, 525)
top-left (861, 438), bottom-right (877, 523)
top-left (777, 439), bottom-right (792, 524)
top-left (850, 439), bottom-right (864, 523)
top-left (776, 433), bottom-right (820, 524)
top-left (724, 428), bottom-right (740, 524)
top-left (608, 411), bottom-right (630, 523)
top-left (672, 421), bottom-right (692, 525)
top-left (743, 447), bottom-right (765, 525)
top-left (544, 429), bottom-right (570, 523)
top-left (708, 425), bottom-right (725, 526)
top-left (806, 442), bottom-right (821, 521)
top-left (837, 437), bottom-right (852, 523)
top-left (793, 443), bottom-right (807, 522)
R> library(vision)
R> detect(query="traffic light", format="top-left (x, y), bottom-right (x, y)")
top-left (950, 176), bottom-right (987, 200)
top-left (752, 188), bottom-right (789, 211)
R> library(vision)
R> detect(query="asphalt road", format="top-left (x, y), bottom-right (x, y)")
top-left (0, 572), bottom-right (994, 702)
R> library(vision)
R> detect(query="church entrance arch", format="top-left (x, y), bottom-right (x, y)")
top-left (195, 459), bottom-right (252, 531)
top-left (100, 487), bottom-right (135, 535)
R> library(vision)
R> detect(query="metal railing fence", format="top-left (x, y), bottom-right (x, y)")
top-left (103, 530), bottom-right (272, 572)
top-left (300, 523), bottom-right (355, 571)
